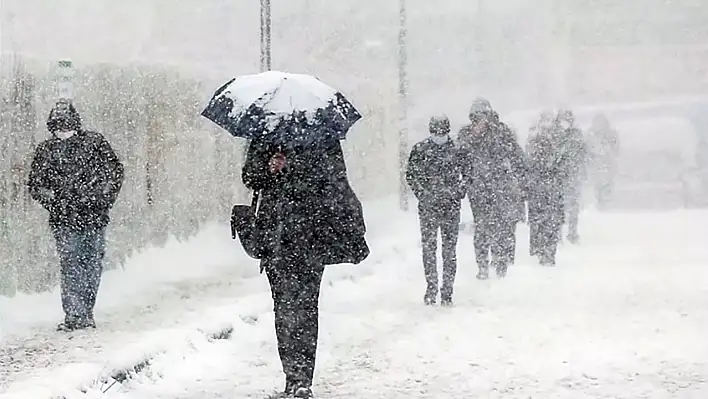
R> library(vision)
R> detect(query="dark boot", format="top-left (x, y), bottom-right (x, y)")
top-left (567, 232), bottom-right (580, 244)
top-left (539, 249), bottom-right (556, 266)
top-left (74, 314), bottom-right (96, 330)
top-left (57, 320), bottom-right (77, 332)
top-left (495, 262), bottom-right (508, 278)
top-left (293, 387), bottom-right (313, 398)
top-left (423, 287), bottom-right (437, 306)
top-left (279, 376), bottom-right (297, 397)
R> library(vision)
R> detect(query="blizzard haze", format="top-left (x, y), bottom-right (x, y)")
top-left (1, 1), bottom-right (708, 398)
top-left (1, 0), bottom-right (708, 291)
top-left (4, 0), bottom-right (708, 112)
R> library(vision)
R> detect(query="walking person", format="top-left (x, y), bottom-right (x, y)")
top-left (27, 100), bottom-right (124, 331)
top-left (556, 109), bottom-right (588, 244)
top-left (242, 138), bottom-right (369, 398)
top-left (587, 113), bottom-right (620, 209)
top-left (201, 71), bottom-right (369, 398)
top-left (406, 115), bottom-right (464, 306)
top-left (458, 98), bottom-right (526, 279)
top-left (526, 112), bottom-right (568, 266)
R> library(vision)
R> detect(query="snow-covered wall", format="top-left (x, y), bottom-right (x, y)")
top-left (0, 53), bottom-right (396, 296)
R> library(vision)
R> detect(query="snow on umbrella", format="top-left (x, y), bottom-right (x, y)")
top-left (201, 71), bottom-right (362, 145)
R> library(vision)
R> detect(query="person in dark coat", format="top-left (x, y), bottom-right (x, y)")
top-left (458, 98), bottom-right (526, 279)
top-left (556, 109), bottom-right (588, 244)
top-left (27, 100), bottom-right (124, 331)
top-left (526, 112), bottom-right (568, 266)
top-left (242, 137), bottom-right (369, 399)
top-left (405, 115), bottom-right (464, 306)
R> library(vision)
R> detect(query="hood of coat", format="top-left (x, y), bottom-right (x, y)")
top-left (47, 100), bottom-right (82, 137)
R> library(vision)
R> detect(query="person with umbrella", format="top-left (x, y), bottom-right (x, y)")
top-left (405, 115), bottom-right (464, 306)
top-left (555, 109), bottom-right (588, 244)
top-left (202, 72), bottom-right (369, 398)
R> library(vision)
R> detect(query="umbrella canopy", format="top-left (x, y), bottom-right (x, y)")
top-left (201, 71), bottom-right (362, 145)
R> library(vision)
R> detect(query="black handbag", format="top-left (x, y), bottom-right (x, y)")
top-left (230, 192), bottom-right (264, 260)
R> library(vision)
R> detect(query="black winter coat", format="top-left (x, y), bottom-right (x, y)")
top-left (27, 130), bottom-right (124, 230)
top-left (526, 132), bottom-right (567, 224)
top-left (458, 122), bottom-right (527, 222)
top-left (405, 136), bottom-right (464, 207)
top-left (242, 139), bottom-right (369, 269)
top-left (559, 127), bottom-right (589, 188)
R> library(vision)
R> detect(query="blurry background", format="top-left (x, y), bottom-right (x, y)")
top-left (2, 0), bottom-right (708, 294)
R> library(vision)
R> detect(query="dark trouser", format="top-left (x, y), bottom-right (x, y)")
top-left (596, 184), bottom-right (611, 209)
top-left (472, 210), bottom-right (516, 271)
top-left (52, 225), bottom-right (106, 323)
top-left (265, 261), bottom-right (324, 389)
top-left (529, 196), bottom-right (564, 265)
top-left (565, 186), bottom-right (581, 239)
top-left (595, 171), bottom-right (615, 210)
top-left (418, 202), bottom-right (461, 301)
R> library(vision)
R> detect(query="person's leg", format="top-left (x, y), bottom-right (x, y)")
top-left (566, 187), bottom-right (581, 243)
top-left (418, 206), bottom-right (439, 304)
top-left (440, 204), bottom-right (461, 304)
top-left (79, 226), bottom-right (107, 327)
top-left (265, 260), bottom-right (298, 394)
top-left (473, 212), bottom-right (491, 279)
top-left (508, 220), bottom-right (517, 265)
top-left (52, 226), bottom-right (83, 330)
top-left (290, 266), bottom-right (325, 392)
top-left (527, 192), bottom-right (544, 257)
top-left (266, 259), bottom-right (325, 395)
top-left (491, 221), bottom-right (515, 277)
top-left (539, 200), bottom-right (564, 266)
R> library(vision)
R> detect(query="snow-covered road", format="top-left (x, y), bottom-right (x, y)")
top-left (3, 205), bottom-right (708, 398)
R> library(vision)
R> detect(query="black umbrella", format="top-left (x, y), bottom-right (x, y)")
top-left (201, 71), bottom-right (362, 145)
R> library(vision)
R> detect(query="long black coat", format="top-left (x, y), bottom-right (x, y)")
top-left (27, 130), bottom-right (124, 230)
top-left (242, 139), bottom-right (369, 269)
top-left (458, 122), bottom-right (527, 222)
top-left (526, 131), bottom-right (567, 226)
top-left (559, 127), bottom-right (588, 191)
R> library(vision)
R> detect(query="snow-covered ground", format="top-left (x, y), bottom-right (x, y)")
top-left (2, 201), bottom-right (708, 398)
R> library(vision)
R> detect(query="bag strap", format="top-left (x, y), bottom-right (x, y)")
top-left (251, 191), bottom-right (260, 215)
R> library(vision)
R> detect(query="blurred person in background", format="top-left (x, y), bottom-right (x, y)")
top-left (526, 111), bottom-right (567, 266)
top-left (556, 109), bottom-right (588, 244)
top-left (586, 113), bottom-right (620, 209)
top-left (406, 115), bottom-right (464, 306)
top-left (458, 98), bottom-right (526, 279)
top-left (27, 100), bottom-right (124, 331)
